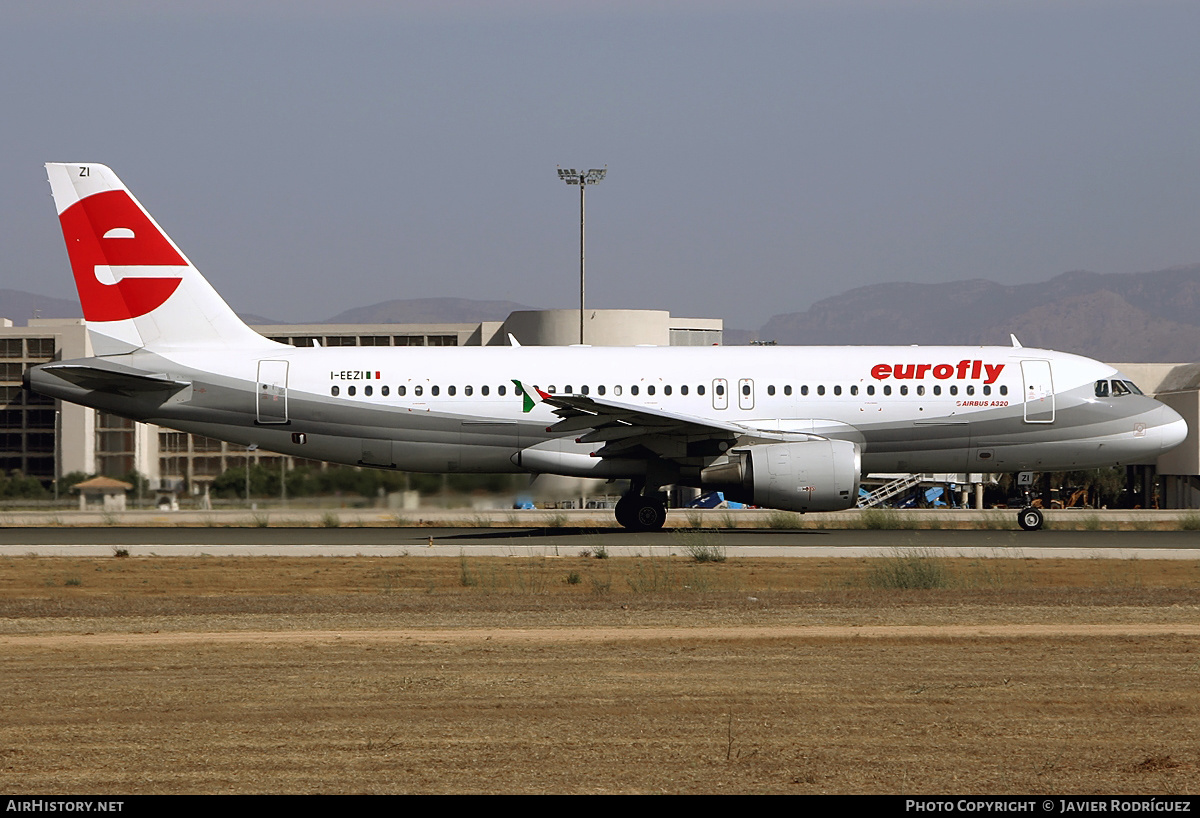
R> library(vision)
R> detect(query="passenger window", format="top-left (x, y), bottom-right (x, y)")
top-left (966, 385), bottom-right (975, 396)
top-left (696, 385), bottom-right (704, 396)
top-left (801, 385), bottom-right (809, 396)
top-left (564, 385), bottom-right (572, 394)
top-left (448, 386), bottom-right (456, 396)
top-left (679, 385), bottom-right (687, 396)
top-left (631, 385), bottom-right (640, 396)
top-left (833, 385), bottom-right (842, 396)
top-left (883, 385), bottom-right (891, 396)
top-left (664, 385), bottom-right (672, 396)
top-left (783, 385), bottom-right (792, 396)
top-left (817, 385), bottom-right (826, 396)
top-left (432, 385), bottom-right (440, 396)
top-left (715, 384), bottom-right (724, 396)
top-left (949, 385), bottom-right (957, 396)
top-left (916, 385), bottom-right (924, 396)
top-left (899, 385), bottom-right (908, 396)
top-left (850, 385), bottom-right (858, 396)
top-left (647, 385), bottom-right (656, 396)
top-left (867, 385), bottom-right (875, 396)
top-left (348, 386), bottom-right (356, 396)
top-left (548, 385), bottom-right (556, 394)
top-left (331, 386), bottom-right (339, 396)
top-left (933, 385), bottom-right (941, 396)
top-left (465, 385), bottom-right (473, 396)
top-left (381, 385), bottom-right (389, 397)
top-left (365, 385), bottom-right (373, 396)
top-left (499, 385), bottom-right (506, 396)
top-left (481, 385), bottom-right (489, 396)
top-left (982, 385), bottom-right (990, 396)
top-left (999, 385), bottom-right (1008, 396)
top-left (415, 386), bottom-right (423, 396)
top-left (615, 385), bottom-right (623, 396)
top-left (582, 385), bottom-right (590, 395)
top-left (767, 385), bottom-right (776, 396)
top-left (598, 385), bottom-right (606, 396)
top-left (399, 385), bottom-right (407, 397)
top-left (741, 384), bottom-right (750, 396)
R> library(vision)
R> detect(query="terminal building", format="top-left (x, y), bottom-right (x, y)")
top-left (3, 312), bottom-right (1198, 507)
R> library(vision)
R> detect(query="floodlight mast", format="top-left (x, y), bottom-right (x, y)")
top-left (557, 166), bottom-right (607, 344)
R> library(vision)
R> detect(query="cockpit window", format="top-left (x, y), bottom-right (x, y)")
top-left (1099, 379), bottom-right (1144, 397)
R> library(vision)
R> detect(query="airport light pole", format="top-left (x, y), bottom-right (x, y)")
top-left (557, 167), bottom-right (606, 344)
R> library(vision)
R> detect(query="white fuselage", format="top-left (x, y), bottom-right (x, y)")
top-left (36, 341), bottom-right (1186, 483)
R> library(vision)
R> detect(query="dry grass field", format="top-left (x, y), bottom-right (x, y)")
top-left (1, 552), bottom-right (1199, 794)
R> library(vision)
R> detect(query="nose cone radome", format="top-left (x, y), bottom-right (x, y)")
top-left (1158, 406), bottom-right (1189, 454)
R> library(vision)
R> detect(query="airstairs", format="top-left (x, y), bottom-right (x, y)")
top-left (857, 473), bottom-right (925, 509)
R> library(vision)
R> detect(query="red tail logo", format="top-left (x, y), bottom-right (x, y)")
top-left (58, 190), bottom-right (185, 321)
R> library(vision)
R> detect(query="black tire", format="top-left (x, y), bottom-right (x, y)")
top-left (1017, 507), bottom-right (1044, 531)
top-left (615, 495), bottom-right (667, 531)
top-left (614, 494), bottom-right (637, 529)
top-left (631, 498), bottom-right (667, 531)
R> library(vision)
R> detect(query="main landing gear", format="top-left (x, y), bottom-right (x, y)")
top-left (1017, 507), bottom-right (1044, 531)
top-left (615, 490), bottom-right (667, 531)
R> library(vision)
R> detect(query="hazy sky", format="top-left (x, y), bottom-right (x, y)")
top-left (3, 1), bottom-right (1199, 329)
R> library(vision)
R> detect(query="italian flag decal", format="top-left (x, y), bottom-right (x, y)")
top-left (512, 379), bottom-right (535, 413)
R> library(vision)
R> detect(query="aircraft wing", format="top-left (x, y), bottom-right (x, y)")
top-left (34, 364), bottom-right (191, 397)
top-left (518, 381), bottom-right (824, 462)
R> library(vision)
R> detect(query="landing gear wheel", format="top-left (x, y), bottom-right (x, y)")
top-left (631, 498), bottom-right (667, 531)
top-left (615, 495), bottom-right (667, 531)
top-left (615, 494), bottom-right (637, 529)
top-left (1018, 507), bottom-right (1044, 531)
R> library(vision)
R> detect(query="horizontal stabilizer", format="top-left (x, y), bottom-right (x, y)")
top-left (37, 364), bottom-right (190, 396)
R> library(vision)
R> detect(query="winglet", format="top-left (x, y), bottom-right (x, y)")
top-left (1010, 333), bottom-right (1023, 348)
top-left (511, 379), bottom-right (537, 413)
top-left (507, 333), bottom-right (521, 347)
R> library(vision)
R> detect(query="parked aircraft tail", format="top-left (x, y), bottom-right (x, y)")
top-left (45, 163), bottom-right (276, 354)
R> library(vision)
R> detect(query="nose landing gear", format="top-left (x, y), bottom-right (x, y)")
top-left (1018, 506), bottom-right (1044, 531)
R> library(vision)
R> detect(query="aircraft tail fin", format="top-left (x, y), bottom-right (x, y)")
top-left (45, 163), bottom-right (277, 354)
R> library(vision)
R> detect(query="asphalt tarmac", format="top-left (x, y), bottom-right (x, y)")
top-left (1, 526), bottom-right (1198, 558)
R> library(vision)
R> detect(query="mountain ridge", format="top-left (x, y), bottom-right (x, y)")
top-left (5, 264), bottom-right (1197, 361)
top-left (758, 265), bottom-right (1200, 361)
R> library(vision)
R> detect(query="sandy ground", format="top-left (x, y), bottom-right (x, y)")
top-left (1, 555), bottom-right (1198, 794)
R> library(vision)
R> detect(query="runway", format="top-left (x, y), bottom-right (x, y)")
top-left (2, 526), bottom-right (1199, 559)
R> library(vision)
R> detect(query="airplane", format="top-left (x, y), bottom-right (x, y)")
top-left (28, 163), bottom-right (1189, 532)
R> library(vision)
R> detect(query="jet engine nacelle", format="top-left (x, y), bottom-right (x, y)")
top-left (701, 439), bottom-right (861, 512)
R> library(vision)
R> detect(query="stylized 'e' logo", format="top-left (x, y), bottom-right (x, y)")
top-left (57, 190), bottom-right (184, 321)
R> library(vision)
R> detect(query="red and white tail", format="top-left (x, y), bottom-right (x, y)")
top-left (46, 163), bottom-right (277, 354)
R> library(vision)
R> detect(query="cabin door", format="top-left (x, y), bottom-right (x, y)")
top-left (1021, 360), bottom-right (1055, 423)
top-left (256, 360), bottom-right (289, 424)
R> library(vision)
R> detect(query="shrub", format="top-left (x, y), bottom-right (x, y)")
top-left (764, 511), bottom-right (803, 530)
top-left (672, 530), bottom-right (727, 563)
top-left (867, 550), bottom-right (950, 590)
